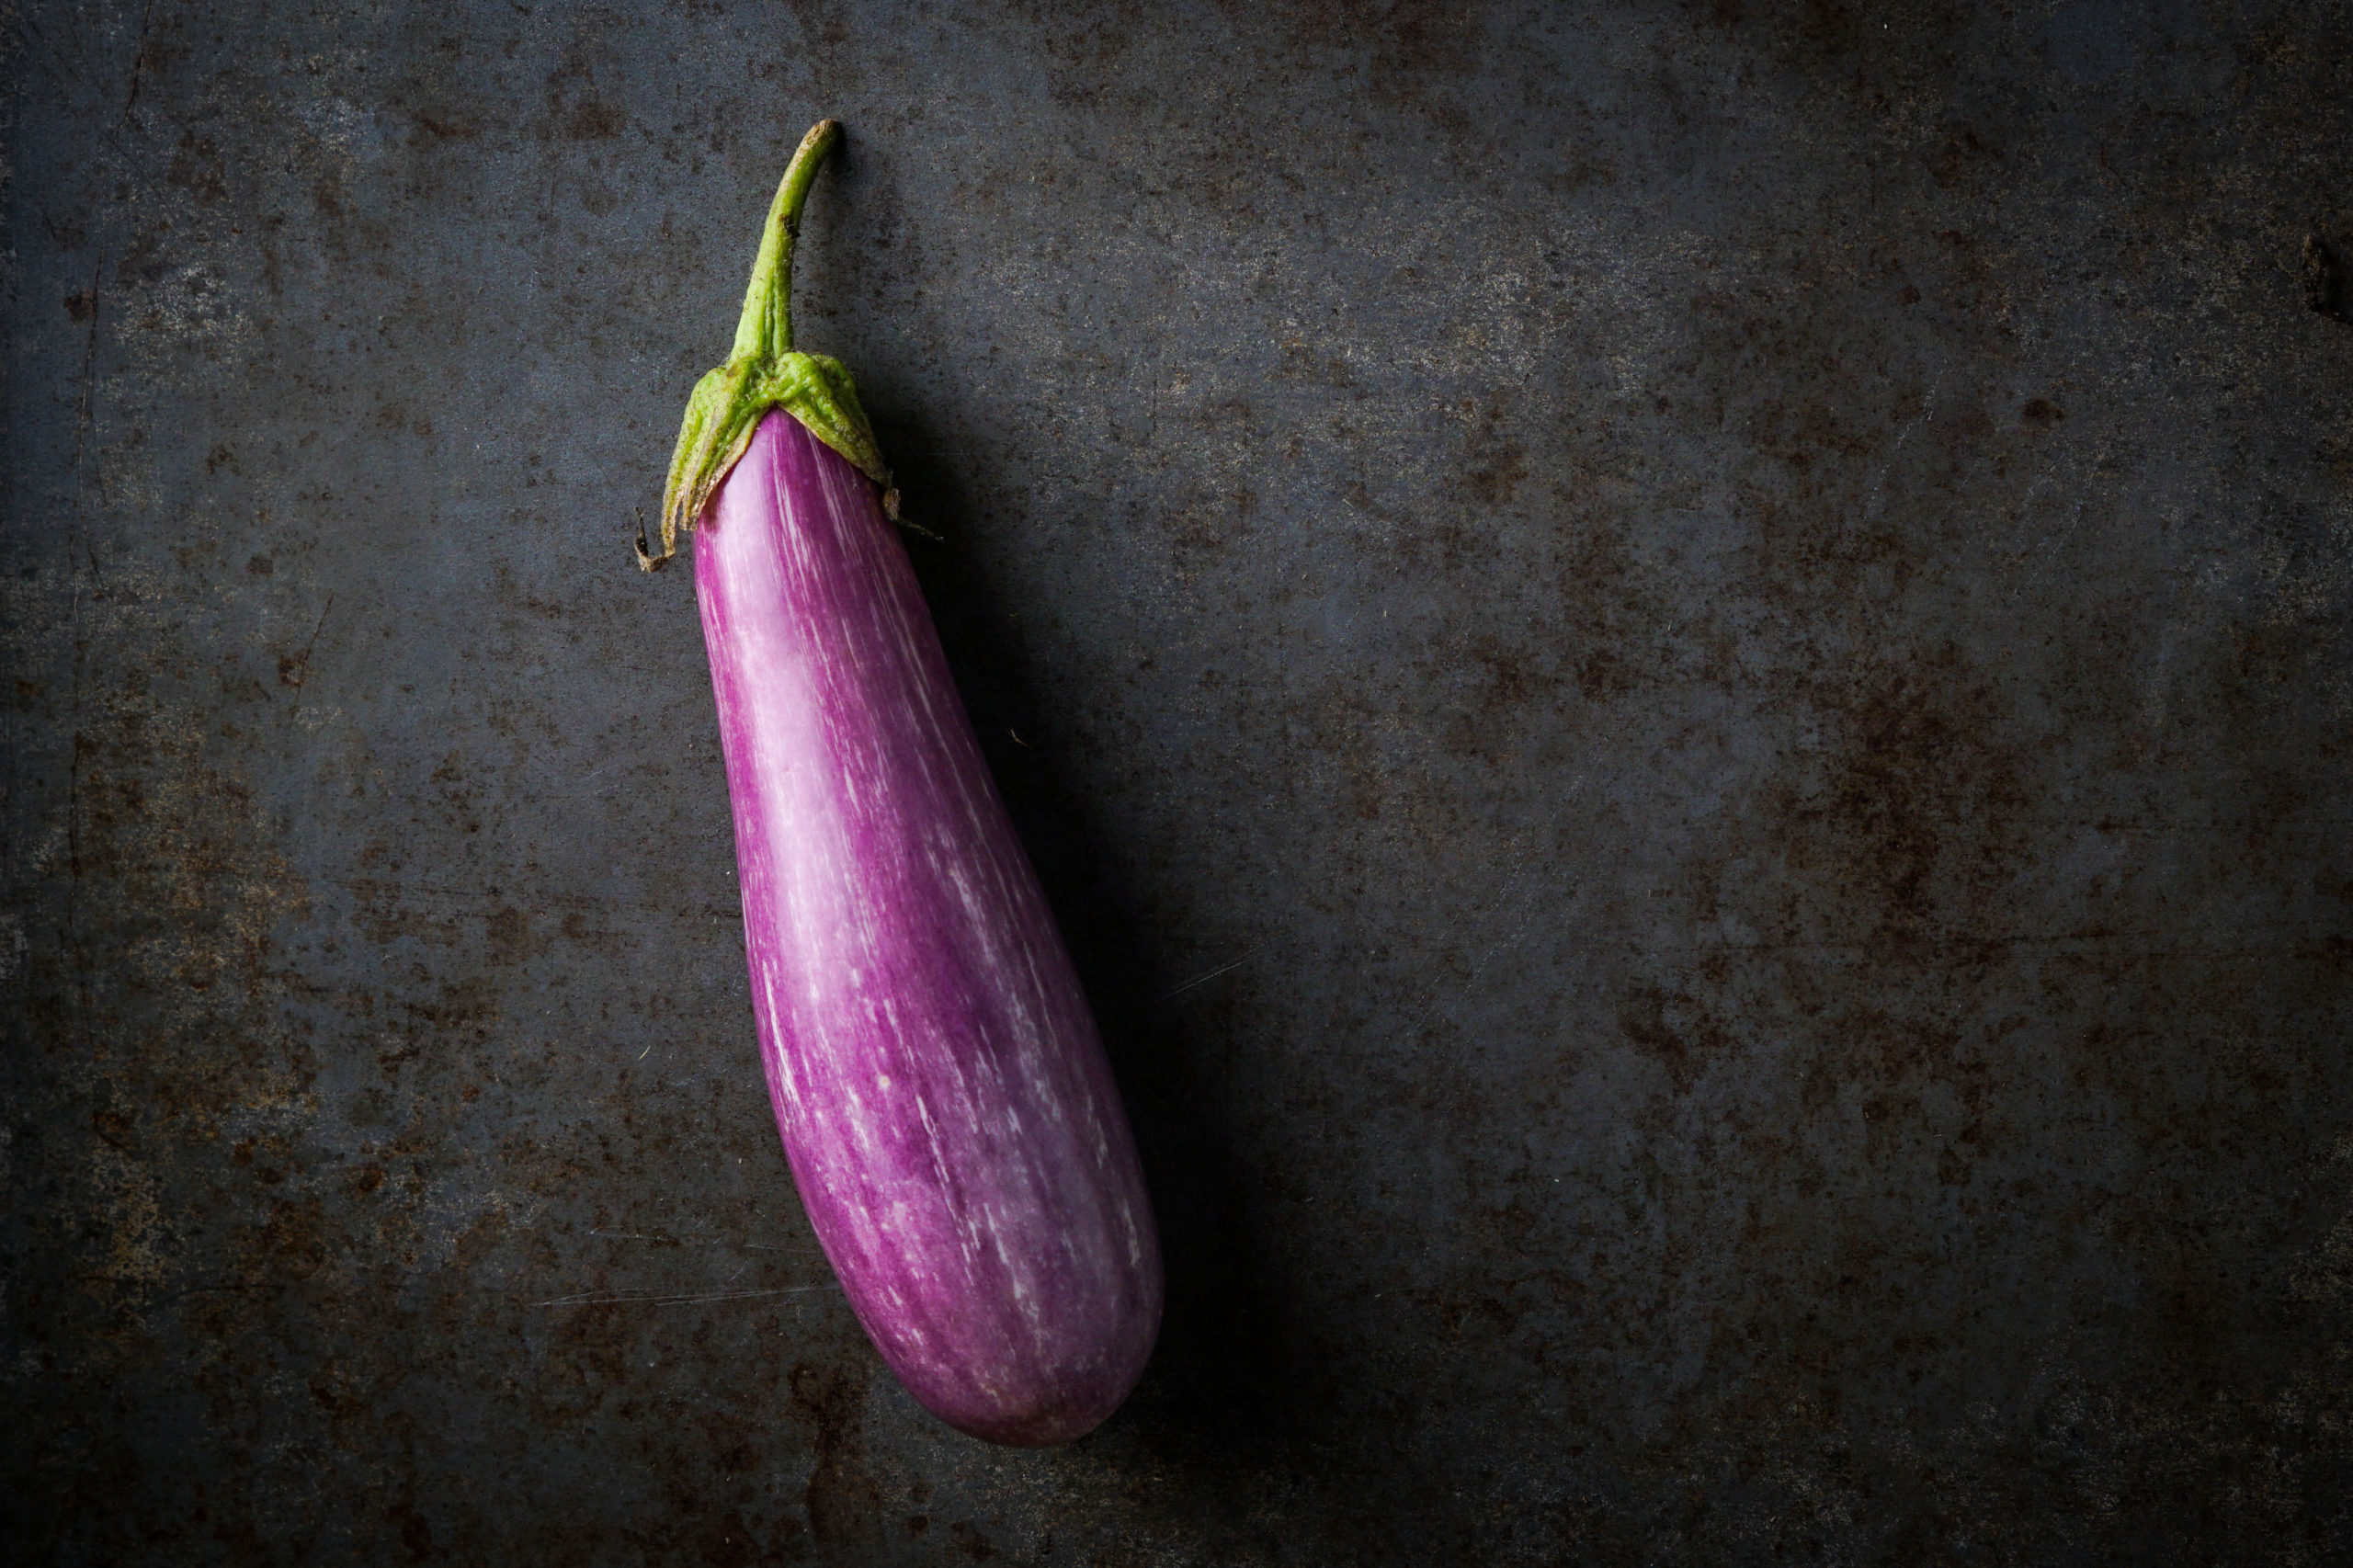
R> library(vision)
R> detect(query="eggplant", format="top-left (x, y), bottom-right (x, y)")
top-left (639, 121), bottom-right (1162, 1447)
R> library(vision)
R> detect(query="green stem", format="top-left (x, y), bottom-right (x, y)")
top-left (642, 119), bottom-right (894, 572)
top-left (730, 119), bottom-right (840, 363)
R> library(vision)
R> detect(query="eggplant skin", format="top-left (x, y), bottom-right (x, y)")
top-left (694, 409), bottom-right (1162, 1446)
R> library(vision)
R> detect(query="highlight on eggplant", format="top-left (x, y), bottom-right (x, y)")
top-left (639, 120), bottom-right (1163, 1447)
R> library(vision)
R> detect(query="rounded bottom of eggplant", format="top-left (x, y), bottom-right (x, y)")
top-left (915, 1377), bottom-right (1150, 1449)
top-left (878, 1309), bottom-right (1161, 1448)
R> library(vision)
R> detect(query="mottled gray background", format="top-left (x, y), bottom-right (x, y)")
top-left (5, 0), bottom-right (2351, 1562)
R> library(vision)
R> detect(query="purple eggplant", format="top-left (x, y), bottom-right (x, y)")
top-left (638, 121), bottom-right (1161, 1446)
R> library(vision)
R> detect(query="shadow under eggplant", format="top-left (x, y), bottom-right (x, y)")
top-left (881, 407), bottom-right (1315, 1470)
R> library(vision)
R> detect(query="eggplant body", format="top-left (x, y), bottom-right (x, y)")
top-left (694, 409), bottom-right (1161, 1445)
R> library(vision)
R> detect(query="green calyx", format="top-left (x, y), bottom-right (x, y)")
top-left (638, 119), bottom-right (895, 572)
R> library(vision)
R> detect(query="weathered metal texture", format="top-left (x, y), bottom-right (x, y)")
top-left (3, 0), bottom-right (2349, 1561)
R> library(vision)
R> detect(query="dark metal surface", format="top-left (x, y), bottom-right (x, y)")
top-left (6, 2), bottom-right (2351, 1561)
